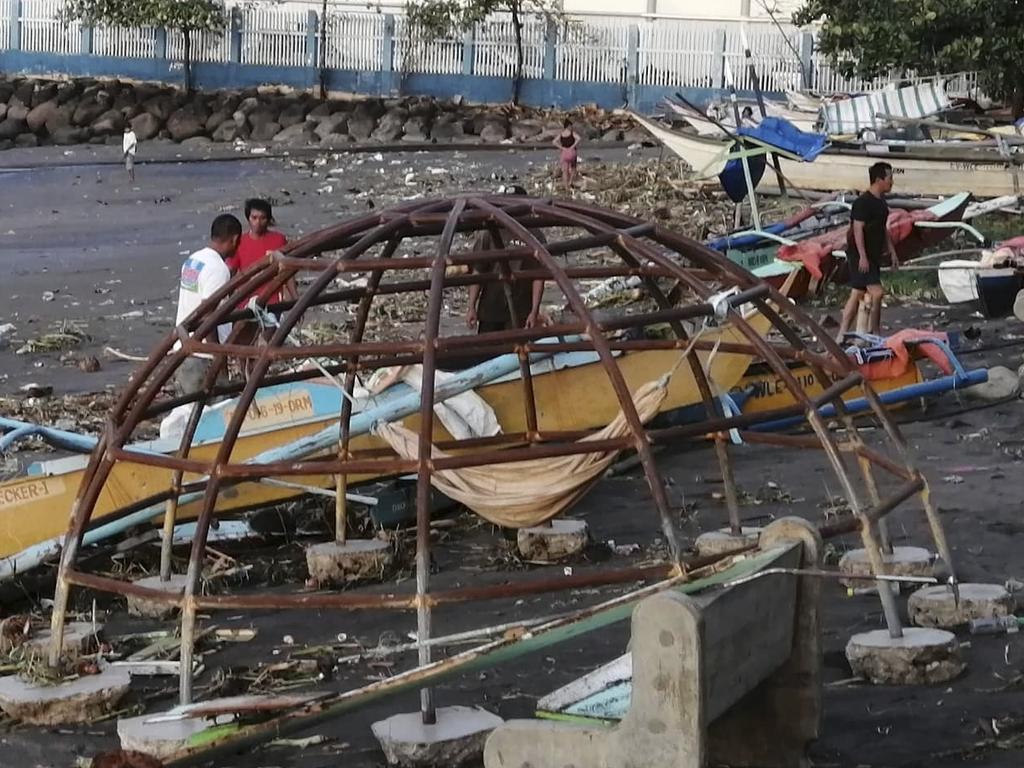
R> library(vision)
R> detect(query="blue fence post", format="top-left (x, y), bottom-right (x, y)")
top-left (625, 23), bottom-right (639, 107)
top-left (80, 24), bottom-right (93, 55)
top-left (461, 26), bottom-right (474, 76)
top-left (9, 0), bottom-right (21, 51)
top-left (306, 9), bottom-right (318, 70)
top-left (712, 28), bottom-right (726, 89)
top-left (799, 30), bottom-right (814, 89)
top-left (542, 16), bottom-right (556, 80)
top-left (155, 27), bottom-right (168, 60)
top-left (229, 7), bottom-right (242, 64)
top-left (382, 13), bottom-right (395, 74)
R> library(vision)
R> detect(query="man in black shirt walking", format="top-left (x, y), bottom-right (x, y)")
top-left (837, 162), bottom-right (899, 340)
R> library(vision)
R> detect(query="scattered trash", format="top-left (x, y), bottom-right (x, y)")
top-left (968, 616), bottom-right (1023, 635)
top-left (18, 383), bottom-right (53, 397)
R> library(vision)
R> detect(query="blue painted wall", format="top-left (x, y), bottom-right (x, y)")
top-left (0, 49), bottom-right (780, 114)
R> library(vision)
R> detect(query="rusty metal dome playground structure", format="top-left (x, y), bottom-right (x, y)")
top-left (47, 194), bottom-right (956, 731)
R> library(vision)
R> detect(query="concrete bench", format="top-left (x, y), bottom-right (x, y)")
top-left (484, 517), bottom-right (823, 768)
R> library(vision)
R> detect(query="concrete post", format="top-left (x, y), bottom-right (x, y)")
top-left (154, 27), bottom-right (167, 60)
top-left (461, 27), bottom-right (474, 76)
top-left (229, 7), bottom-right (242, 64)
top-left (306, 10), bottom-right (318, 69)
top-left (799, 30), bottom-right (815, 90)
top-left (625, 23), bottom-right (639, 107)
top-left (80, 25), bottom-right (93, 56)
top-left (9, 0), bottom-right (21, 52)
top-left (542, 16), bottom-right (557, 80)
top-left (382, 14), bottom-right (395, 73)
top-left (711, 28), bottom-right (726, 89)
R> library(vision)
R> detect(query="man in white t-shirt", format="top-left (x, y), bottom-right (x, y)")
top-left (122, 125), bottom-right (137, 182)
top-left (173, 214), bottom-right (242, 397)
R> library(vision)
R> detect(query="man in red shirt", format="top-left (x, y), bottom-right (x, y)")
top-left (227, 199), bottom-right (296, 371)
top-left (227, 198), bottom-right (292, 304)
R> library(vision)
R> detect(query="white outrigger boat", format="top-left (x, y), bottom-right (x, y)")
top-left (630, 112), bottom-right (1024, 198)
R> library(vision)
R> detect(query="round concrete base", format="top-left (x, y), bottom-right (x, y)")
top-left (694, 527), bottom-right (761, 557)
top-left (118, 710), bottom-right (212, 761)
top-left (372, 705), bottom-right (503, 768)
top-left (2, 621), bottom-right (101, 660)
top-left (838, 546), bottom-right (934, 591)
top-left (305, 539), bottom-right (393, 586)
top-left (0, 664), bottom-right (131, 725)
top-left (846, 627), bottom-right (964, 685)
top-left (517, 519), bottom-right (589, 562)
top-left (127, 574), bottom-right (189, 619)
top-left (965, 365), bottom-right (1020, 402)
top-left (908, 583), bottom-right (1015, 629)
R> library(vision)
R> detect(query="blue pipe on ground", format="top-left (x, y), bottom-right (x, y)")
top-left (748, 369), bottom-right (989, 433)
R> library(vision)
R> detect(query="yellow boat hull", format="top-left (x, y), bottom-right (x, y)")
top-left (0, 316), bottom-right (771, 561)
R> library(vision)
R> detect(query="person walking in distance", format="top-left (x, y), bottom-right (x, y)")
top-left (173, 214), bottom-right (243, 397)
top-left (122, 124), bottom-right (137, 182)
top-left (554, 119), bottom-right (582, 193)
top-left (837, 162), bottom-right (898, 340)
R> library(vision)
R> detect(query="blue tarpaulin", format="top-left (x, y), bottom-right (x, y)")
top-left (738, 117), bottom-right (828, 161)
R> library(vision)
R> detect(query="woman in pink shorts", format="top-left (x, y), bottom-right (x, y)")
top-left (554, 119), bottom-right (582, 193)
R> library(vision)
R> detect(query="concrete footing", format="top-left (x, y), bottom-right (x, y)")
top-left (694, 527), bottom-right (761, 557)
top-left (118, 711), bottom-right (212, 761)
top-left (127, 574), bottom-right (189, 619)
top-left (846, 627), bottom-right (965, 685)
top-left (838, 546), bottom-right (934, 590)
top-left (0, 664), bottom-right (131, 725)
top-left (2, 621), bottom-right (101, 660)
top-left (305, 539), bottom-right (393, 585)
top-left (517, 519), bottom-right (588, 562)
top-left (908, 583), bottom-right (1015, 629)
top-left (373, 705), bottom-right (504, 767)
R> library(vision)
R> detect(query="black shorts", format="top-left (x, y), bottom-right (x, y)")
top-left (848, 259), bottom-right (881, 290)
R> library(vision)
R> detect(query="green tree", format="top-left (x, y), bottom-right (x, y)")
top-left (404, 0), bottom-right (559, 105)
top-left (63, 0), bottom-right (226, 93)
top-left (793, 0), bottom-right (1024, 115)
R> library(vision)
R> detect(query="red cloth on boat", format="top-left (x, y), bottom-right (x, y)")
top-left (778, 209), bottom-right (938, 280)
top-left (856, 329), bottom-right (953, 381)
top-left (998, 235), bottom-right (1024, 250)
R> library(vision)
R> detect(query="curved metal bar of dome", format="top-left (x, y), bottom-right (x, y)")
top-left (546, 202), bottom-right (908, 638)
top-left (539, 203), bottom-right (748, 538)
top-left (48, 261), bottom-right (281, 668)
top-left (655, 230), bottom-right (950, 633)
top-left (469, 197), bottom-right (684, 564)
top-left (483, 225), bottom-right (541, 440)
top-left (335, 246), bottom-right (392, 546)
top-left (412, 196), bottom-right (467, 723)
top-left (161, 259), bottom-right (303, 582)
top-left (175, 212), bottom-right (427, 703)
top-left (553, 199), bottom-right (958, 585)
top-left (639, 220), bottom-right (960, 605)
top-left (46, 204), bottom-right (774, 643)
top-left (47, 198), bottom-right (936, 699)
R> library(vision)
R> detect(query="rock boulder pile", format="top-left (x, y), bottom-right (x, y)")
top-left (0, 75), bottom-right (651, 151)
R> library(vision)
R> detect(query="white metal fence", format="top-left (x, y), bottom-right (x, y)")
top-left (474, 16), bottom-right (545, 80)
top-left (325, 11), bottom-right (387, 72)
top-left (167, 28), bottom-right (231, 63)
top-left (18, 0), bottom-right (78, 54)
top-left (92, 25), bottom-right (156, 59)
top-left (1, 1), bottom-right (982, 101)
top-left (557, 17), bottom-right (628, 83)
top-left (241, 6), bottom-right (306, 67)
